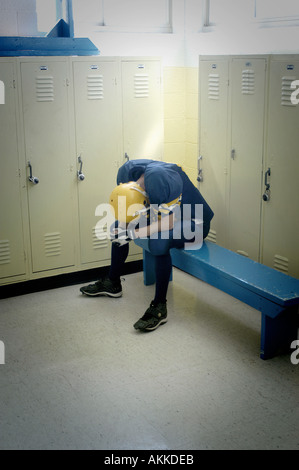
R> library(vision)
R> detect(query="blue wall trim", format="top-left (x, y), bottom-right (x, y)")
top-left (0, 36), bottom-right (100, 56)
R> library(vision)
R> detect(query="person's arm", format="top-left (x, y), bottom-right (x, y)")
top-left (134, 213), bottom-right (174, 239)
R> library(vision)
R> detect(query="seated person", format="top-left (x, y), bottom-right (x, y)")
top-left (80, 159), bottom-right (214, 332)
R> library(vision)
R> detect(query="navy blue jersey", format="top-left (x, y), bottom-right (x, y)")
top-left (117, 160), bottom-right (214, 223)
top-left (117, 159), bottom-right (155, 184)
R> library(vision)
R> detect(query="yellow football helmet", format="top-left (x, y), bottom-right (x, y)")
top-left (109, 182), bottom-right (149, 223)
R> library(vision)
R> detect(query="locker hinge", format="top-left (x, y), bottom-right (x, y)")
top-left (13, 79), bottom-right (16, 89)
top-left (66, 78), bottom-right (70, 87)
top-left (18, 169), bottom-right (21, 178)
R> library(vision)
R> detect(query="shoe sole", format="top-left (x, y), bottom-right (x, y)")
top-left (135, 318), bottom-right (168, 331)
top-left (80, 289), bottom-right (122, 298)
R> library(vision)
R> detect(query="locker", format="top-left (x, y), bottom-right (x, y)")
top-left (72, 58), bottom-right (122, 265)
top-left (0, 60), bottom-right (26, 279)
top-left (121, 59), bottom-right (163, 160)
top-left (21, 59), bottom-right (76, 273)
top-left (0, 56), bottom-right (163, 286)
top-left (199, 58), bottom-right (229, 246)
top-left (261, 57), bottom-right (299, 277)
top-left (199, 54), bottom-right (299, 276)
top-left (228, 58), bottom-right (267, 261)
top-left (121, 58), bottom-right (163, 259)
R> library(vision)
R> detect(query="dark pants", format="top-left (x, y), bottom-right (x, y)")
top-left (109, 219), bottom-right (210, 304)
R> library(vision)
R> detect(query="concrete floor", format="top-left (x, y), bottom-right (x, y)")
top-left (0, 268), bottom-right (298, 450)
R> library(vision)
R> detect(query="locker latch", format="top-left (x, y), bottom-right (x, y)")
top-left (28, 161), bottom-right (39, 185)
top-left (262, 167), bottom-right (271, 202)
top-left (197, 156), bottom-right (203, 182)
top-left (77, 156), bottom-right (85, 181)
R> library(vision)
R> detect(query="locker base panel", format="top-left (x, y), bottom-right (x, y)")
top-left (0, 260), bottom-right (142, 300)
top-left (134, 238), bottom-right (299, 360)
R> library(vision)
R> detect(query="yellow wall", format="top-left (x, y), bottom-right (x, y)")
top-left (163, 66), bottom-right (199, 185)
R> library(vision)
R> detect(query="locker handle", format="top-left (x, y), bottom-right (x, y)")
top-left (197, 155), bottom-right (203, 182)
top-left (264, 167), bottom-right (271, 189)
top-left (125, 153), bottom-right (130, 162)
top-left (262, 168), bottom-right (271, 202)
top-left (77, 156), bottom-right (85, 181)
top-left (28, 161), bottom-right (39, 185)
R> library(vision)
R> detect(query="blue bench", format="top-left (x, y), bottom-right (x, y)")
top-left (134, 239), bottom-right (299, 360)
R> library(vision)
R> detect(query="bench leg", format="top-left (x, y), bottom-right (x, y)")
top-left (260, 307), bottom-right (298, 360)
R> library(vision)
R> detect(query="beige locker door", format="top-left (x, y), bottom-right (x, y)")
top-left (199, 58), bottom-right (229, 246)
top-left (122, 59), bottom-right (163, 160)
top-left (228, 58), bottom-right (267, 261)
top-left (0, 61), bottom-right (26, 279)
top-left (261, 57), bottom-right (299, 278)
top-left (73, 59), bottom-right (121, 265)
top-left (21, 60), bottom-right (76, 273)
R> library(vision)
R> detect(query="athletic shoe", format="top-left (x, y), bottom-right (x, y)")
top-left (80, 277), bottom-right (122, 298)
top-left (134, 301), bottom-right (167, 331)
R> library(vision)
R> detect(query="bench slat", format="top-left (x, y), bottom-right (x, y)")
top-left (171, 242), bottom-right (299, 307)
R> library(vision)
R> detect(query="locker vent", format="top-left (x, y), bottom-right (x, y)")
top-left (281, 76), bottom-right (296, 107)
top-left (87, 75), bottom-right (104, 100)
top-left (44, 232), bottom-right (62, 257)
top-left (0, 240), bottom-right (11, 265)
top-left (206, 229), bottom-right (217, 243)
top-left (36, 76), bottom-right (54, 102)
top-left (208, 74), bottom-right (220, 100)
top-left (274, 254), bottom-right (289, 274)
top-left (93, 227), bottom-right (108, 250)
top-left (242, 69), bottom-right (255, 95)
top-left (134, 74), bottom-right (149, 98)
